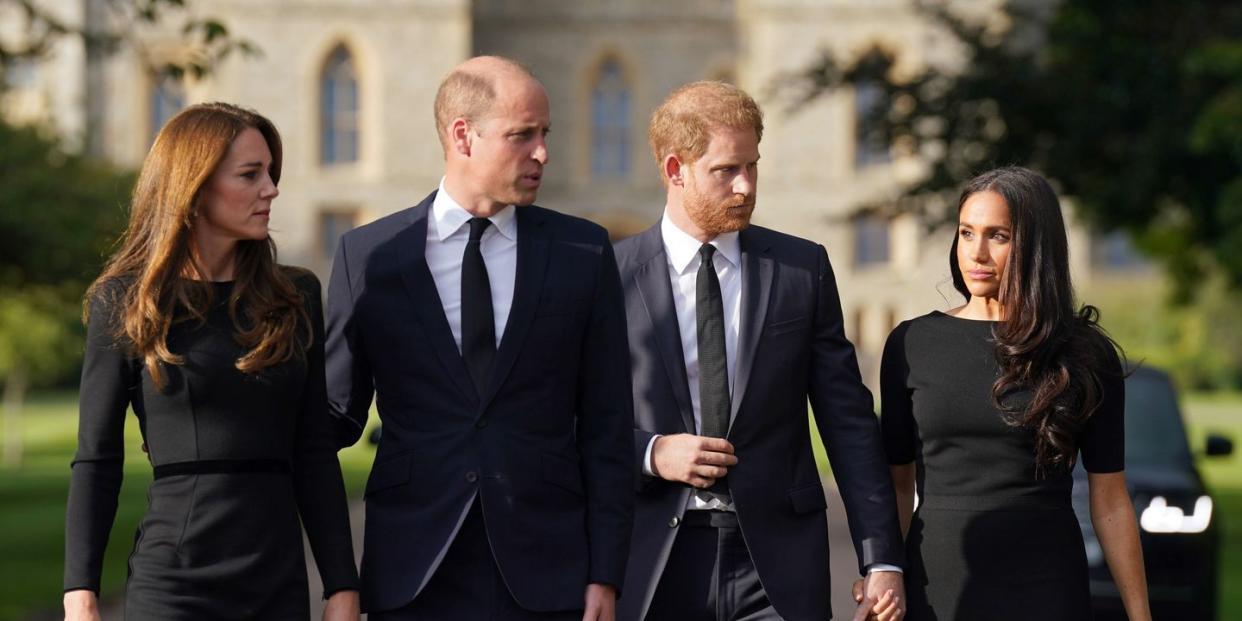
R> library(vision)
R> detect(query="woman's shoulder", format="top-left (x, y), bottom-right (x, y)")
top-left (279, 265), bottom-right (322, 297)
top-left (85, 273), bottom-right (137, 313)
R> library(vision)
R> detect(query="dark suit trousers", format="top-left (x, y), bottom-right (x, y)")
top-left (646, 511), bottom-right (782, 621)
top-left (370, 500), bottom-right (583, 621)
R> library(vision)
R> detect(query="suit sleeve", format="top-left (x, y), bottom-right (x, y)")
top-left (325, 235), bottom-right (375, 448)
top-left (292, 274), bottom-right (361, 597)
top-left (64, 282), bottom-right (134, 593)
top-left (805, 245), bottom-right (905, 573)
top-left (576, 239), bottom-right (636, 592)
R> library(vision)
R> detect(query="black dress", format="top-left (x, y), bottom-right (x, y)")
top-left (880, 311), bottom-right (1124, 621)
top-left (64, 274), bottom-right (358, 620)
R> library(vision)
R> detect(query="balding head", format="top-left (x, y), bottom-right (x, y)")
top-left (434, 55), bottom-right (541, 152)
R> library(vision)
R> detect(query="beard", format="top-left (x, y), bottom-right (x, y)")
top-left (683, 178), bottom-right (755, 237)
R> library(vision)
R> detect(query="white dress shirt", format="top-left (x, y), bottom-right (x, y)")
top-left (426, 179), bottom-right (518, 350)
top-left (642, 215), bottom-right (742, 511)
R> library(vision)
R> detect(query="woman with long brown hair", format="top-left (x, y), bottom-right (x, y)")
top-left (872, 167), bottom-right (1150, 620)
top-left (63, 103), bottom-right (359, 620)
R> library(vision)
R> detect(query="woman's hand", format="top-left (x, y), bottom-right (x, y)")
top-left (321, 589), bottom-right (360, 621)
top-left (63, 589), bottom-right (101, 621)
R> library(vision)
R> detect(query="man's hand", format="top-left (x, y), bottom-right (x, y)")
top-left (651, 434), bottom-right (737, 488)
top-left (321, 589), bottom-right (360, 621)
top-left (851, 572), bottom-right (905, 621)
top-left (582, 583), bottom-right (616, 621)
top-left (63, 589), bottom-right (101, 621)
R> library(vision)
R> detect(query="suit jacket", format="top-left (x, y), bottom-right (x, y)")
top-left (614, 223), bottom-right (904, 621)
top-left (325, 191), bottom-right (634, 613)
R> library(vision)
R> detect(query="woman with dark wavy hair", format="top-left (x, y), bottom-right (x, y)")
top-left (63, 103), bottom-right (360, 620)
top-left (873, 167), bottom-right (1150, 620)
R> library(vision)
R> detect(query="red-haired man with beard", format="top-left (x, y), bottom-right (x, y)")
top-left (613, 81), bottom-right (906, 621)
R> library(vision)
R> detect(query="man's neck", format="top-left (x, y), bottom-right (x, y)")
top-left (443, 172), bottom-right (506, 218)
top-left (663, 198), bottom-right (714, 244)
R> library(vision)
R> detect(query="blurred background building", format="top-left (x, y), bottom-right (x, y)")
top-left (1, 0), bottom-right (1157, 389)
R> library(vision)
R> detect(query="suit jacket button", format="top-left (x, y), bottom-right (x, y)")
top-left (466, 471), bottom-right (479, 483)
top-left (668, 516), bottom-right (680, 528)
top-left (475, 419), bottom-right (488, 429)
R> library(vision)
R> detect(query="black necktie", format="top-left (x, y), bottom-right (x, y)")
top-left (461, 217), bottom-right (495, 393)
top-left (696, 243), bottom-right (730, 499)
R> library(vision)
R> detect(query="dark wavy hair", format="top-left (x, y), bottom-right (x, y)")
top-left (950, 166), bottom-right (1123, 472)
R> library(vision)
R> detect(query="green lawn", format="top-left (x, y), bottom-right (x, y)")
top-left (1184, 392), bottom-right (1242, 618)
top-left (2, 391), bottom-right (1238, 621)
top-left (0, 391), bottom-right (377, 621)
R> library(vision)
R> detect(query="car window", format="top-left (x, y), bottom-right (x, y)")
top-left (1124, 371), bottom-right (1194, 468)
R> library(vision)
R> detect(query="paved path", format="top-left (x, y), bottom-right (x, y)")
top-left (82, 481), bottom-right (863, 620)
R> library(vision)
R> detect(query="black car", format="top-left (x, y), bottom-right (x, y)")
top-left (1072, 367), bottom-right (1233, 620)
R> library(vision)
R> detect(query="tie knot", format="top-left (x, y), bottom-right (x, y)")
top-left (467, 217), bottom-right (492, 242)
top-left (698, 243), bottom-right (717, 262)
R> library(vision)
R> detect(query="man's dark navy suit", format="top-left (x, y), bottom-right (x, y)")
top-left (614, 223), bottom-right (904, 621)
top-left (325, 191), bottom-right (634, 614)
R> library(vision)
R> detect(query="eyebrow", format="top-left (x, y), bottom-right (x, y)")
top-left (237, 161), bottom-right (264, 168)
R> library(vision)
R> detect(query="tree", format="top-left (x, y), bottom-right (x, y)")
top-left (0, 0), bottom-right (255, 465)
top-left (1, 0), bottom-right (257, 80)
top-left (773, 0), bottom-right (1242, 301)
top-left (0, 121), bottom-right (132, 465)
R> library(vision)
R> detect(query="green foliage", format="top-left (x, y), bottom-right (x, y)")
top-left (775, 0), bottom-right (1242, 300)
top-left (0, 122), bottom-right (131, 288)
top-left (0, 120), bottom-right (131, 386)
top-left (1096, 279), bottom-right (1242, 391)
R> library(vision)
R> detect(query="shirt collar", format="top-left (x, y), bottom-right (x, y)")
top-left (660, 212), bottom-right (741, 275)
top-left (431, 178), bottom-right (518, 242)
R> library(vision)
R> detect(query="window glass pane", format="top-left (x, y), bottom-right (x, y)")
top-left (321, 47), bottom-right (359, 165)
top-left (854, 80), bottom-right (890, 168)
top-left (854, 215), bottom-right (891, 267)
top-left (321, 211), bottom-right (358, 260)
top-left (151, 76), bottom-right (185, 142)
top-left (592, 59), bottom-right (630, 180)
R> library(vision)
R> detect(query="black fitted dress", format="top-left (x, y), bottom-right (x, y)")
top-left (880, 311), bottom-right (1124, 621)
top-left (64, 274), bottom-right (358, 620)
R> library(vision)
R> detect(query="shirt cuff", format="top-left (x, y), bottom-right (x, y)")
top-left (642, 434), bottom-right (661, 477)
top-left (866, 563), bottom-right (903, 574)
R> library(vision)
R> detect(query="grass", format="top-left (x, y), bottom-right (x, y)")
top-left (0, 391), bottom-right (377, 621)
top-left (2, 391), bottom-right (1238, 620)
top-left (1184, 392), bottom-right (1242, 618)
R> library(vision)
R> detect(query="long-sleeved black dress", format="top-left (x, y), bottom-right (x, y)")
top-left (880, 311), bottom-right (1124, 621)
top-left (64, 273), bottom-right (358, 620)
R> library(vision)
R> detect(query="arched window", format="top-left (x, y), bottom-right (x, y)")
top-left (150, 74), bottom-right (184, 142)
top-left (591, 58), bottom-right (630, 180)
top-left (321, 46), bottom-right (359, 165)
top-left (854, 79), bottom-right (890, 168)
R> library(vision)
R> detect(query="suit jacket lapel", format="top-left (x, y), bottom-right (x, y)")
top-left (731, 228), bottom-right (774, 422)
top-left (632, 226), bottom-right (696, 434)
top-left (397, 194), bottom-right (479, 405)
top-left (479, 207), bottom-right (549, 412)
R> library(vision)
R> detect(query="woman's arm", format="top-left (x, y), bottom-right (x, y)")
top-left (890, 462), bottom-right (916, 539)
top-left (1089, 471), bottom-right (1151, 621)
top-left (64, 282), bottom-right (133, 605)
top-left (63, 589), bottom-right (101, 621)
top-left (290, 274), bottom-right (361, 606)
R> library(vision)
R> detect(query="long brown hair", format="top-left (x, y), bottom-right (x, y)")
top-left (85, 102), bottom-right (309, 388)
top-left (950, 166), bottom-right (1123, 472)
